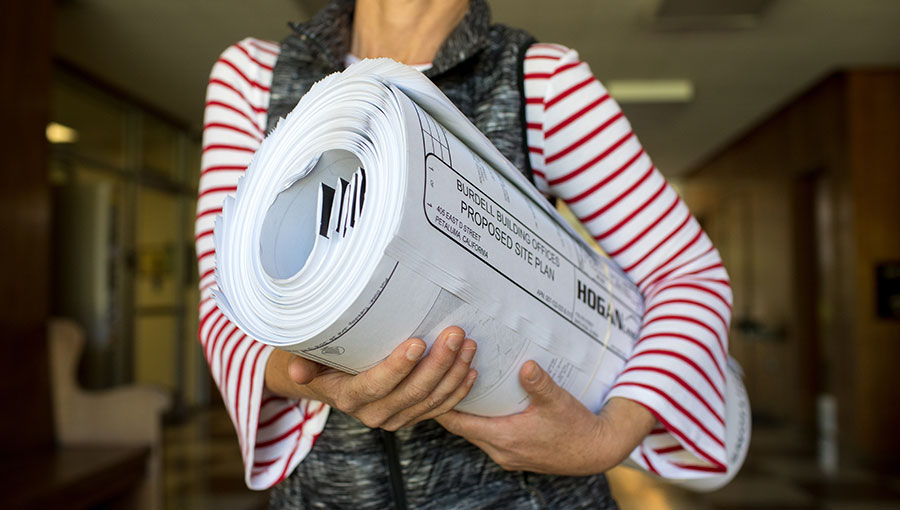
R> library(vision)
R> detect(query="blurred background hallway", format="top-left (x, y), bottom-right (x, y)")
top-left (3, 1), bottom-right (899, 508)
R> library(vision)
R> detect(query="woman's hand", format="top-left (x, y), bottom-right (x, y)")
top-left (436, 361), bottom-right (656, 475)
top-left (265, 326), bottom-right (478, 431)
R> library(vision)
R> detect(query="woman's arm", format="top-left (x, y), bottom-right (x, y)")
top-left (440, 43), bottom-right (732, 479)
top-left (438, 361), bottom-right (655, 475)
top-left (526, 43), bottom-right (731, 476)
top-left (198, 38), bottom-right (316, 490)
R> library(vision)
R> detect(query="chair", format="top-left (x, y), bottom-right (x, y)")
top-left (49, 318), bottom-right (171, 510)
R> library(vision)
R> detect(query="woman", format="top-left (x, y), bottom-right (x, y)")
top-left (196, 0), bottom-right (734, 507)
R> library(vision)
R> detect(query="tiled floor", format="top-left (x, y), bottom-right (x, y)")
top-left (164, 408), bottom-right (900, 510)
top-left (164, 409), bottom-right (269, 510)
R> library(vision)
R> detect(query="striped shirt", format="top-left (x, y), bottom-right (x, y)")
top-left (197, 37), bottom-right (733, 489)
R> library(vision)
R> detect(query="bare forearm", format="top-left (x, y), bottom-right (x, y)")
top-left (438, 361), bottom-right (657, 475)
top-left (592, 397), bottom-right (657, 471)
top-left (264, 348), bottom-right (323, 400)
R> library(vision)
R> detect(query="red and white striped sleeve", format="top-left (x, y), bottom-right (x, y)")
top-left (523, 43), bottom-right (733, 478)
top-left (196, 37), bottom-right (329, 490)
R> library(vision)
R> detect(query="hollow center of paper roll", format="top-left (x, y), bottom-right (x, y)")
top-left (259, 150), bottom-right (362, 279)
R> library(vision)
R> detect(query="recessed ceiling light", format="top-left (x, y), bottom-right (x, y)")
top-left (607, 80), bottom-right (694, 103)
top-left (46, 122), bottom-right (79, 144)
top-left (654, 0), bottom-right (771, 30)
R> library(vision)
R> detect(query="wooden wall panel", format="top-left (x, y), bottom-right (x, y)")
top-left (684, 69), bottom-right (900, 469)
top-left (683, 75), bottom-right (847, 451)
top-left (846, 71), bottom-right (900, 468)
top-left (0, 0), bottom-right (55, 452)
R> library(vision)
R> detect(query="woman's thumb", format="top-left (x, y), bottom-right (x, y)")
top-left (519, 361), bottom-right (559, 405)
top-left (288, 354), bottom-right (323, 385)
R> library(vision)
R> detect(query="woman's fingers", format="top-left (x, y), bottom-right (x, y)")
top-left (380, 339), bottom-right (478, 430)
top-left (308, 326), bottom-right (479, 429)
top-left (287, 354), bottom-right (326, 385)
top-left (391, 327), bottom-right (467, 405)
top-left (347, 326), bottom-right (473, 428)
top-left (333, 337), bottom-right (428, 412)
top-left (408, 367), bottom-right (478, 426)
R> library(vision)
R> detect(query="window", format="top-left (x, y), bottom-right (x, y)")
top-left (50, 67), bottom-right (204, 412)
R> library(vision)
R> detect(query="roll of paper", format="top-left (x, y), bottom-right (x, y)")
top-left (213, 59), bottom-right (750, 487)
top-left (214, 59), bottom-right (643, 417)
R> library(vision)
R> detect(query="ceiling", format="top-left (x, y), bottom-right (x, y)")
top-left (54, 0), bottom-right (900, 176)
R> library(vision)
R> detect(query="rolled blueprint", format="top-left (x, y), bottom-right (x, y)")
top-left (214, 59), bottom-right (750, 487)
top-left (214, 59), bottom-right (643, 417)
